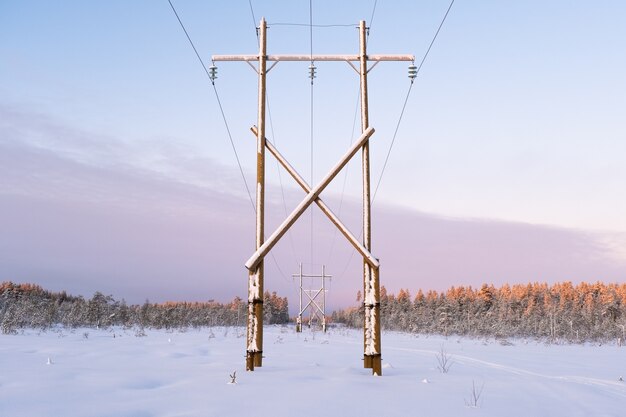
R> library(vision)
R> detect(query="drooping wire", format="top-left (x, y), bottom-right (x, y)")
top-left (415, 0), bottom-right (456, 77)
top-left (372, 0), bottom-right (455, 204)
top-left (212, 85), bottom-right (256, 213)
top-left (247, 0), bottom-right (258, 33)
top-left (245, 0), bottom-right (300, 282)
top-left (326, 87), bottom-right (361, 266)
top-left (369, 0), bottom-right (379, 31)
top-left (324, 0), bottom-right (380, 271)
top-left (309, 0), bottom-right (315, 275)
top-left (166, 0), bottom-right (255, 212)
top-left (167, 0), bottom-right (293, 283)
top-left (266, 95), bottom-right (299, 267)
top-left (372, 82), bottom-right (413, 204)
top-left (335, 0), bottom-right (456, 281)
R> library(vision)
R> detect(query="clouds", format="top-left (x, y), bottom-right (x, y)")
top-left (0, 104), bottom-right (253, 302)
top-left (1, 104), bottom-right (624, 311)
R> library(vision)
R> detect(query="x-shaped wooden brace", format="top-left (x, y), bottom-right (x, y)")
top-left (245, 126), bottom-right (379, 271)
top-left (301, 287), bottom-right (325, 318)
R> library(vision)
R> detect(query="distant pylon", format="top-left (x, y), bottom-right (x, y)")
top-left (293, 264), bottom-right (331, 333)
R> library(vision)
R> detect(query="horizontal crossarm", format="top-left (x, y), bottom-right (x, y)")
top-left (250, 126), bottom-right (380, 270)
top-left (212, 54), bottom-right (414, 62)
top-left (245, 126), bottom-right (375, 271)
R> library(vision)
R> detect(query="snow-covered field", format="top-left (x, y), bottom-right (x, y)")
top-left (1, 326), bottom-right (624, 417)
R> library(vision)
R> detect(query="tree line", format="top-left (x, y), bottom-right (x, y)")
top-left (332, 281), bottom-right (626, 343)
top-left (0, 282), bottom-right (289, 334)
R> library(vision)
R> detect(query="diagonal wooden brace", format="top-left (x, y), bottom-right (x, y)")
top-left (250, 126), bottom-right (380, 270)
top-left (245, 126), bottom-right (375, 271)
top-left (301, 287), bottom-right (324, 316)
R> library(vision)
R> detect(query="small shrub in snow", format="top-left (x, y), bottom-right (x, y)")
top-left (229, 371), bottom-right (237, 384)
top-left (82, 332), bottom-right (89, 339)
top-left (464, 380), bottom-right (484, 408)
top-left (436, 344), bottom-right (453, 374)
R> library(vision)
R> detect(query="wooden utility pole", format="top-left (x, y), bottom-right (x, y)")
top-left (213, 19), bottom-right (413, 375)
top-left (246, 17), bottom-right (267, 371)
top-left (358, 21), bottom-right (381, 376)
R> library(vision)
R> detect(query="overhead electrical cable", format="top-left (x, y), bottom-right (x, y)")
top-left (369, 0), bottom-right (379, 33)
top-left (335, 0), bottom-right (456, 280)
top-left (326, 0), bottom-right (380, 268)
top-left (167, 0), bottom-right (292, 282)
top-left (245, 0), bottom-right (299, 281)
top-left (372, 0), bottom-right (455, 204)
top-left (309, 0), bottom-right (315, 273)
top-left (372, 82), bottom-right (412, 203)
top-left (247, 0), bottom-right (258, 34)
top-left (166, 0), bottom-right (255, 212)
top-left (325, 88), bottom-right (361, 266)
top-left (267, 96), bottom-right (299, 266)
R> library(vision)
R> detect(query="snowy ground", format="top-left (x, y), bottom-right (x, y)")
top-left (1, 326), bottom-right (625, 417)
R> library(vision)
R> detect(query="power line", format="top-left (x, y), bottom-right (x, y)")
top-left (335, 0), bottom-right (456, 281)
top-left (372, 82), bottom-right (412, 204)
top-left (372, 0), bottom-right (456, 204)
top-left (415, 0), bottom-right (456, 76)
top-left (309, 0), bottom-right (315, 273)
top-left (247, 0), bottom-right (257, 32)
top-left (244, 0), bottom-right (300, 281)
top-left (369, 0), bottom-right (379, 31)
top-left (168, 0), bottom-right (291, 284)
top-left (212, 85), bottom-right (256, 212)
top-left (267, 94), bottom-right (299, 266)
top-left (166, 0), bottom-right (255, 212)
top-left (326, 87), bottom-right (361, 267)
top-left (167, 0), bottom-right (211, 81)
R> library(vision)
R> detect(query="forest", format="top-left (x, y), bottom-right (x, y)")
top-left (332, 282), bottom-right (626, 343)
top-left (4, 281), bottom-right (626, 343)
top-left (0, 282), bottom-right (289, 334)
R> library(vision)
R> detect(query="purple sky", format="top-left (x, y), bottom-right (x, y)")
top-left (1, 103), bottom-right (624, 312)
top-left (1, 1), bottom-right (625, 314)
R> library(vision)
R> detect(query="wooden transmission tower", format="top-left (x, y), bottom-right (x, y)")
top-left (213, 18), bottom-right (413, 376)
top-left (293, 263), bottom-right (331, 333)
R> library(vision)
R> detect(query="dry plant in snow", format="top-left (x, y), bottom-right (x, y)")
top-left (464, 380), bottom-right (485, 408)
top-left (436, 344), bottom-right (454, 373)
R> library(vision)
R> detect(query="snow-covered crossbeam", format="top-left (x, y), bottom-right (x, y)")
top-left (245, 126), bottom-right (375, 271)
top-left (250, 126), bottom-right (380, 270)
top-left (212, 54), bottom-right (414, 62)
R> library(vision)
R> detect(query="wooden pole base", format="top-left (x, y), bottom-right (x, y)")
top-left (246, 351), bottom-right (263, 371)
top-left (364, 354), bottom-right (382, 375)
top-left (371, 355), bottom-right (382, 376)
top-left (364, 355), bottom-right (373, 368)
top-left (246, 353), bottom-right (254, 371)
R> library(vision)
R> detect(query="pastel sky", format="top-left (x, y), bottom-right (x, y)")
top-left (1, 1), bottom-right (625, 311)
